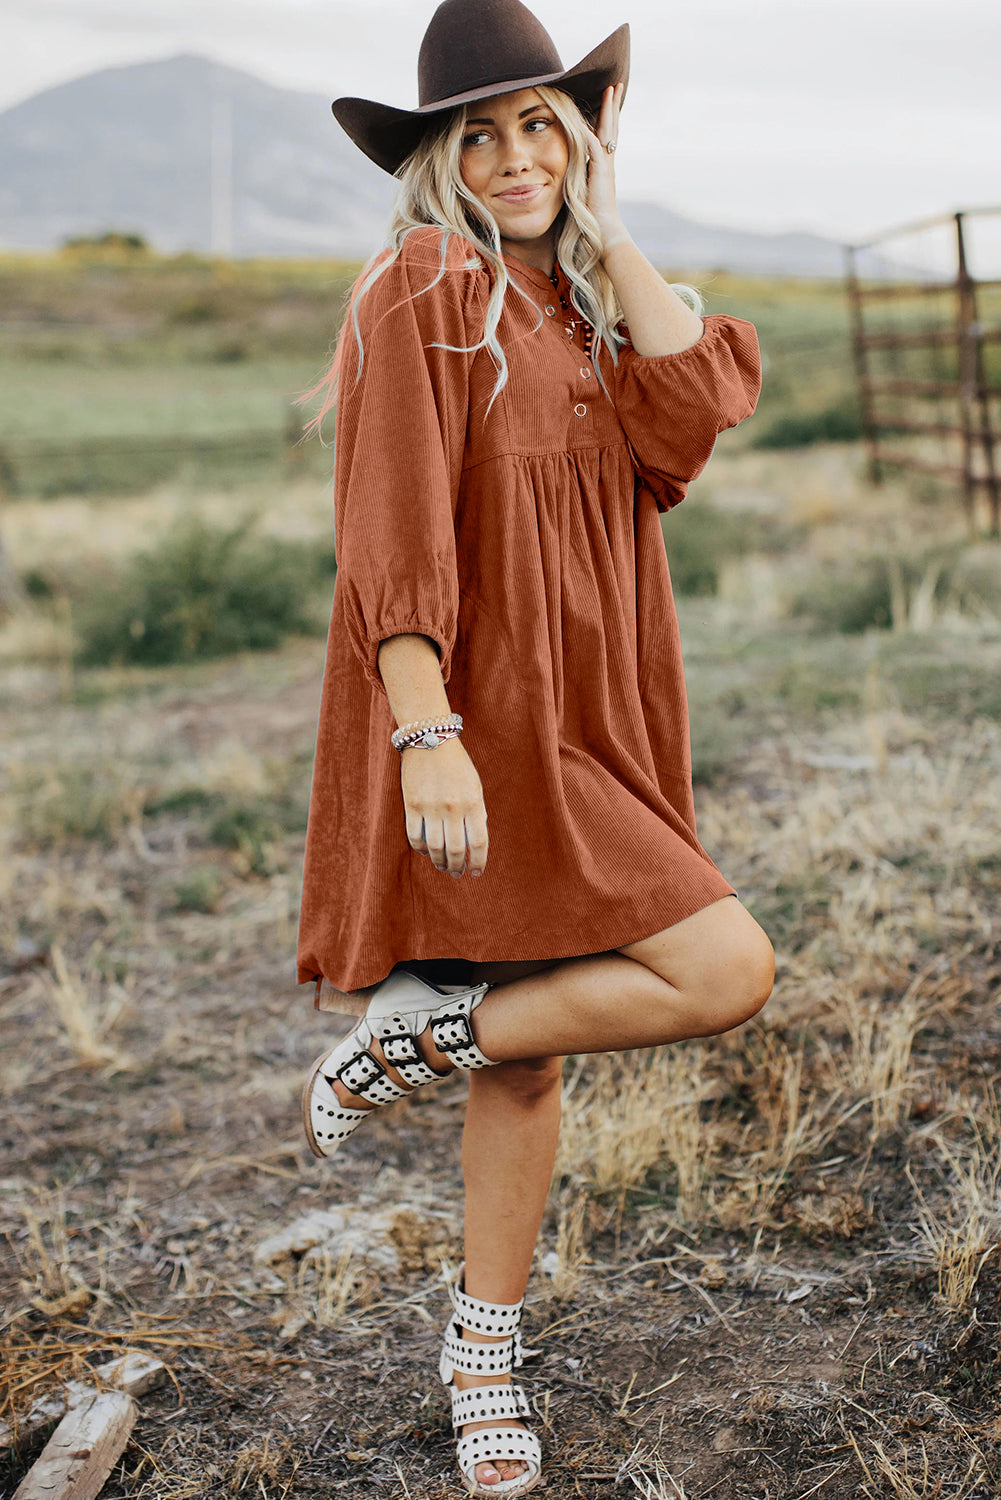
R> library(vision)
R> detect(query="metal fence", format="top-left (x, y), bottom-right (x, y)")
top-left (845, 207), bottom-right (1001, 534)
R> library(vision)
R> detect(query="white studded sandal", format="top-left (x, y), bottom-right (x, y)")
top-left (302, 967), bottom-right (496, 1158)
top-left (439, 1270), bottom-right (543, 1498)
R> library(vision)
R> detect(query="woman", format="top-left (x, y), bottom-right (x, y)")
top-left (297, 1), bottom-right (774, 1492)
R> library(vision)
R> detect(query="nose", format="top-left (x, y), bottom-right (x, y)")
top-left (498, 130), bottom-right (533, 175)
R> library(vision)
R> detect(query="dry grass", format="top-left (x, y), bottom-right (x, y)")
top-left (1, 444), bottom-right (1000, 1496)
top-left (42, 943), bottom-right (134, 1071)
top-left (555, 1047), bottom-right (718, 1220)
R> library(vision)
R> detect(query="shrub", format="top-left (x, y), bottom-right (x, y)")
top-left (790, 558), bottom-right (894, 634)
top-left (663, 502), bottom-right (761, 597)
top-left (77, 516), bottom-right (325, 666)
top-left (172, 867), bottom-right (227, 914)
top-left (752, 397), bottom-right (862, 450)
top-left (788, 542), bottom-right (986, 635)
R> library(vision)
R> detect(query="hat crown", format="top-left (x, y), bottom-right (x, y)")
top-left (418, 0), bottom-right (564, 108)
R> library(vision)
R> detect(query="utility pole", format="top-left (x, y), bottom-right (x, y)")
top-left (210, 74), bottom-right (233, 258)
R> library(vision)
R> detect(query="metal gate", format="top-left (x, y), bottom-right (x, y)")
top-left (845, 208), bottom-right (1001, 535)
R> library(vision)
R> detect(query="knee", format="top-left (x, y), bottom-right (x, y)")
top-left (706, 926), bottom-right (775, 1035)
top-left (486, 1055), bottom-right (565, 1107)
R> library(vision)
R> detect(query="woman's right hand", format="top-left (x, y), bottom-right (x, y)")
top-left (401, 736), bottom-right (488, 878)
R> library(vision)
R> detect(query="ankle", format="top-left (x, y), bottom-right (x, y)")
top-left (420, 1028), bottom-right (457, 1074)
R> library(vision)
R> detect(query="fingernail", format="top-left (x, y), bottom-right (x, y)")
top-left (472, 869), bottom-right (483, 877)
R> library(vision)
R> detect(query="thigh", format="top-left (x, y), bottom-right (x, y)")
top-left (617, 895), bottom-right (773, 995)
top-left (406, 956), bottom-right (562, 986)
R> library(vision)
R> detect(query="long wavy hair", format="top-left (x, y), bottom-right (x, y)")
top-left (299, 86), bottom-right (703, 439)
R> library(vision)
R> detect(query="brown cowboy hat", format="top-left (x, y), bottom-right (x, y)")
top-left (332, 0), bottom-right (630, 176)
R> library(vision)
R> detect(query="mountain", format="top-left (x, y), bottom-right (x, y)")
top-left (0, 54), bottom-right (394, 259)
top-left (0, 53), bottom-right (880, 275)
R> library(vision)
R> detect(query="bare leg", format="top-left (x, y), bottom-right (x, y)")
top-left (330, 899), bottom-right (773, 1112)
top-left (453, 1056), bottom-right (564, 1488)
top-left (320, 899), bottom-right (773, 1489)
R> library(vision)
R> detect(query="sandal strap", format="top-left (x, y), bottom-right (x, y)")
top-left (450, 1383), bottom-right (531, 1428)
top-left (332, 1046), bottom-right (409, 1105)
top-left (440, 1318), bottom-right (525, 1377)
top-left (427, 991), bottom-right (494, 1070)
top-left (379, 1027), bottom-right (446, 1088)
top-left (456, 1426), bottom-right (542, 1483)
top-left (448, 1277), bottom-right (525, 1337)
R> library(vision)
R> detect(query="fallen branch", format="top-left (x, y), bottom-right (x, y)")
top-left (0, 1350), bottom-right (164, 1449)
top-left (12, 1390), bottom-right (136, 1500)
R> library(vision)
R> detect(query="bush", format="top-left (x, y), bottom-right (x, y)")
top-left (663, 502), bottom-right (762, 597)
top-left (788, 542), bottom-right (987, 635)
top-left (752, 397), bottom-right (862, 450)
top-left (172, 867), bottom-right (227, 914)
top-left (77, 516), bottom-right (326, 667)
top-left (790, 558), bottom-right (894, 634)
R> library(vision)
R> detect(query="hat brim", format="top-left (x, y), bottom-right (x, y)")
top-left (332, 23), bottom-right (630, 177)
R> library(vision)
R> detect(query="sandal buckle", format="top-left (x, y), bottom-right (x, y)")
top-left (429, 1010), bottom-right (475, 1055)
top-left (382, 1031), bottom-right (422, 1068)
top-left (336, 1049), bottom-right (386, 1093)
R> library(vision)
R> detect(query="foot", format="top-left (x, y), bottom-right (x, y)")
top-left (326, 1025), bottom-right (456, 1112)
top-left (453, 1331), bottom-right (532, 1490)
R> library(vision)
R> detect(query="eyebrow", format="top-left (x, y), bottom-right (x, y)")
top-left (465, 105), bottom-right (547, 126)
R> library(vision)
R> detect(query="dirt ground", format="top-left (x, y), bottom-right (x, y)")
top-left (2, 459), bottom-right (1001, 1498)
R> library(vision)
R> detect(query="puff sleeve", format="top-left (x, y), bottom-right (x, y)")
top-left (331, 229), bottom-right (484, 693)
top-left (612, 314), bottom-right (762, 513)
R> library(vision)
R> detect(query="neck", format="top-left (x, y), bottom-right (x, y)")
top-left (499, 226), bottom-right (558, 275)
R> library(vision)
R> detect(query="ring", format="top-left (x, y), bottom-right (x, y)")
top-left (605, 140), bottom-right (617, 154)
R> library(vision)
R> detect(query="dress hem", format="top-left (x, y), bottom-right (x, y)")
top-left (297, 875), bottom-right (738, 1008)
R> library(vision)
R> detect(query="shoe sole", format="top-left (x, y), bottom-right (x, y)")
top-left (463, 1470), bottom-right (541, 1497)
top-left (302, 1048), bottom-right (341, 1160)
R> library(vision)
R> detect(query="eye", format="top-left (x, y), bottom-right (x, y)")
top-left (462, 130), bottom-right (491, 148)
top-left (525, 117), bottom-right (552, 133)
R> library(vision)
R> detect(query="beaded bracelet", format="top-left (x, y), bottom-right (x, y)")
top-left (391, 712), bottom-right (464, 752)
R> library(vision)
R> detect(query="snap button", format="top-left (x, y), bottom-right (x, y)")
top-left (545, 305), bottom-right (556, 316)
top-left (574, 403), bottom-right (587, 417)
top-left (580, 367), bottom-right (591, 379)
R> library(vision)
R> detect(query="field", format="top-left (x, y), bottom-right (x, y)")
top-left (1, 250), bottom-right (1000, 1500)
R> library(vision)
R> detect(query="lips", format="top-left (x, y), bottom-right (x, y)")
top-left (495, 185), bottom-right (546, 203)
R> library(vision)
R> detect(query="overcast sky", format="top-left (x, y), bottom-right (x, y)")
top-left (4, 0), bottom-right (1000, 247)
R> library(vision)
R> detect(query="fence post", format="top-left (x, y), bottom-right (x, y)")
top-left (966, 247), bottom-right (1001, 536)
top-left (844, 243), bottom-right (881, 485)
top-left (955, 212), bottom-right (979, 534)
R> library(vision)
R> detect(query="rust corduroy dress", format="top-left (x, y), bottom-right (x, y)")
top-left (296, 228), bottom-right (762, 998)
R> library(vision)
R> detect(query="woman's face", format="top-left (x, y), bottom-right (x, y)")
top-left (459, 87), bottom-right (570, 257)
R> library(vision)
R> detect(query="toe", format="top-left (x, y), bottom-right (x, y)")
top-left (476, 1462), bottom-right (501, 1485)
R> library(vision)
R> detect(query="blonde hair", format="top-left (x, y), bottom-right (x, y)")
top-left (300, 86), bottom-right (704, 439)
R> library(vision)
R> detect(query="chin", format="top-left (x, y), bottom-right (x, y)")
top-left (497, 212), bottom-right (560, 244)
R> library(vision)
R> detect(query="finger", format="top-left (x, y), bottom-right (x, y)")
top-left (444, 816), bottom-right (468, 877)
top-left (464, 814), bottom-right (489, 878)
top-left (598, 83), bottom-right (615, 138)
top-left (424, 817), bottom-right (447, 870)
top-left (406, 811), bottom-right (428, 852)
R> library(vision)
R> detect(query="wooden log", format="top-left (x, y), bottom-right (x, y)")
top-left (0, 1351), bottom-right (164, 1449)
top-left (12, 1390), bottom-right (136, 1500)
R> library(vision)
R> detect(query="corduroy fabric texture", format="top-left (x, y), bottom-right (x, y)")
top-left (296, 228), bottom-right (762, 996)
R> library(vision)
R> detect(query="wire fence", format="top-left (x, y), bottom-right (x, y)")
top-left (845, 207), bottom-right (1001, 534)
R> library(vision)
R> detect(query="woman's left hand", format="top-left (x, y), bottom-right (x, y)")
top-left (585, 83), bottom-right (629, 250)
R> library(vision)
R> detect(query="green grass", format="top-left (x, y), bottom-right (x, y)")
top-left (681, 608), bottom-right (1001, 782)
